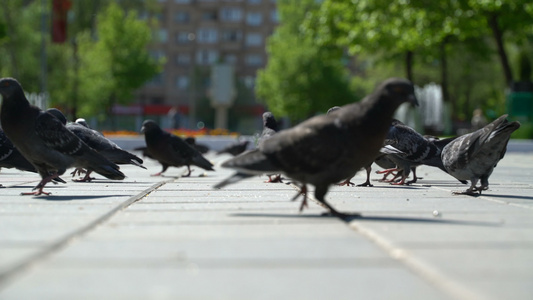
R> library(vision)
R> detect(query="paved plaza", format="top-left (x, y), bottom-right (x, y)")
top-left (0, 141), bottom-right (532, 300)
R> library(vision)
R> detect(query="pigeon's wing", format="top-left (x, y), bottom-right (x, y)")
top-left (35, 112), bottom-right (85, 155)
top-left (67, 123), bottom-right (116, 151)
top-left (168, 134), bottom-right (213, 170)
top-left (0, 130), bottom-right (14, 161)
top-left (260, 116), bottom-right (348, 174)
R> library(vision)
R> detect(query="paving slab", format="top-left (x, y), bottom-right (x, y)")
top-left (0, 150), bottom-right (531, 300)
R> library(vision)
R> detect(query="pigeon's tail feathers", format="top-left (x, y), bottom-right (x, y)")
top-left (192, 154), bottom-right (214, 171)
top-left (82, 150), bottom-right (126, 180)
top-left (221, 149), bottom-right (280, 175)
top-left (491, 119), bottom-right (520, 139)
top-left (101, 149), bottom-right (146, 169)
top-left (213, 172), bottom-right (254, 189)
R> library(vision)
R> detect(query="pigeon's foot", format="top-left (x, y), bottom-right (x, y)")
top-left (291, 185), bottom-right (308, 212)
top-left (150, 172), bottom-right (163, 177)
top-left (406, 177), bottom-right (422, 184)
top-left (21, 189), bottom-right (51, 196)
top-left (390, 176), bottom-right (408, 185)
top-left (73, 171), bottom-right (94, 182)
top-left (356, 180), bottom-right (373, 187)
top-left (70, 168), bottom-right (86, 177)
top-left (182, 167), bottom-right (193, 177)
top-left (452, 189), bottom-right (480, 196)
top-left (337, 179), bottom-right (355, 186)
top-left (377, 168), bottom-right (398, 181)
top-left (265, 174), bottom-right (283, 183)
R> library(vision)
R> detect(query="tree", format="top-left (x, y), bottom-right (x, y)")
top-left (71, 3), bottom-right (163, 125)
top-left (256, 0), bottom-right (357, 122)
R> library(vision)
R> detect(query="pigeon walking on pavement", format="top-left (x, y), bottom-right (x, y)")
top-left (257, 112), bottom-right (282, 183)
top-left (46, 108), bottom-right (146, 182)
top-left (215, 78), bottom-right (418, 218)
top-left (0, 78), bottom-right (125, 195)
top-left (216, 140), bottom-right (250, 156)
top-left (441, 114), bottom-right (520, 195)
top-left (141, 120), bottom-right (214, 177)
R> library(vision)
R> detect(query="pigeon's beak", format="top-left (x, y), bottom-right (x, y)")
top-left (408, 93), bottom-right (419, 107)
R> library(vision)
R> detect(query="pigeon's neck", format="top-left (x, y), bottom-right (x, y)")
top-left (1, 92), bottom-right (31, 126)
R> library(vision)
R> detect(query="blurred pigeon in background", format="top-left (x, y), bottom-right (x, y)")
top-left (441, 114), bottom-right (520, 195)
top-left (141, 120), bottom-right (214, 177)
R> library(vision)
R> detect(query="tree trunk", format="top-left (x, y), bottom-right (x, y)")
top-left (487, 13), bottom-right (513, 87)
top-left (405, 51), bottom-right (414, 82)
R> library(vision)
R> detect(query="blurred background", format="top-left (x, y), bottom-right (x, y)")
top-left (0, 0), bottom-right (532, 138)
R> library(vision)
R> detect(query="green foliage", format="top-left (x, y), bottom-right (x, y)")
top-left (256, 0), bottom-right (357, 122)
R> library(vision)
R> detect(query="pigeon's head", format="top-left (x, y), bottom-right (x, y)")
top-left (262, 112), bottom-right (278, 130)
top-left (141, 119), bottom-right (160, 134)
top-left (46, 108), bottom-right (68, 125)
top-left (380, 78), bottom-right (418, 107)
top-left (0, 78), bottom-right (23, 100)
top-left (326, 106), bottom-right (341, 115)
top-left (75, 118), bottom-right (89, 128)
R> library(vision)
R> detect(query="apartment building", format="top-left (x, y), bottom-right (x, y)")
top-left (133, 0), bottom-right (279, 130)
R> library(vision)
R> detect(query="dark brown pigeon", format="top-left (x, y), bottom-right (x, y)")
top-left (46, 108), bottom-right (146, 181)
top-left (0, 78), bottom-right (125, 195)
top-left (441, 114), bottom-right (520, 195)
top-left (141, 120), bottom-right (214, 176)
top-left (215, 78), bottom-right (418, 218)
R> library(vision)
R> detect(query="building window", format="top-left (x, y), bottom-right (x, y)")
top-left (174, 11), bottom-right (190, 23)
top-left (245, 33), bottom-right (262, 47)
top-left (196, 50), bottom-right (219, 65)
top-left (243, 76), bottom-right (256, 89)
top-left (224, 54), bottom-right (237, 64)
top-left (220, 7), bottom-right (243, 22)
top-left (158, 29), bottom-right (168, 43)
top-left (175, 54), bottom-right (191, 65)
top-left (221, 29), bottom-right (242, 42)
top-left (150, 50), bottom-right (165, 61)
top-left (175, 0), bottom-right (191, 3)
top-left (176, 32), bottom-right (191, 44)
top-left (176, 76), bottom-right (189, 90)
top-left (197, 28), bottom-right (218, 43)
top-left (271, 10), bottom-right (279, 23)
top-left (245, 54), bottom-right (263, 66)
top-left (149, 72), bottom-right (165, 86)
top-left (202, 11), bottom-right (217, 21)
top-left (246, 12), bottom-right (262, 26)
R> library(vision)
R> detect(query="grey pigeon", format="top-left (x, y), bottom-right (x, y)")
top-left (441, 114), bottom-right (520, 195)
top-left (380, 119), bottom-right (458, 185)
top-left (141, 120), bottom-right (214, 176)
top-left (46, 108), bottom-right (146, 182)
top-left (258, 112), bottom-right (279, 146)
top-left (215, 78), bottom-right (418, 217)
top-left (0, 78), bottom-right (125, 195)
top-left (216, 140), bottom-right (250, 156)
top-left (257, 112), bottom-right (282, 183)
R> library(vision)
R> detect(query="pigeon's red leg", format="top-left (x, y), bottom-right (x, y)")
top-left (265, 174), bottom-right (283, 183)
top-left (291, 185), bottom-right (308, 211)
top-left (73, 171), bottom-right (95, 182)
top-left (70, 168), bottom-right (86, 177)
top-left (22, 173), bottom-right (58, 195)
top-left (377, 168), bottom-right (398, 181)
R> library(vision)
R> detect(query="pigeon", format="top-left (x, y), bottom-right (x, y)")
top-left (0, 78), bottom-right (125, 195)
top-left (257, 112), bottom-right (279, 146)
top-left (184, 137), bottom-right (209, 154)
top-left (215, 78), bottom-right (418, 217)
top-left (0, 129), bottom-right (38, 173)
top-left (257, 112), bottom-right (282, 183)
top-left (46, 108), bottom-right (146, 181)
top-left (216, 140), bottom-right (250, 156)
top-left (379, 120), bottom-right (458, 185)
top-left (441, 114), bottom-right (520, 195)
top-left (141, 120), bottom-right (214, 176)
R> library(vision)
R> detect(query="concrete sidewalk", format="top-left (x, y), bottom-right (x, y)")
top-left (0, 150), bottom-right (532, 300)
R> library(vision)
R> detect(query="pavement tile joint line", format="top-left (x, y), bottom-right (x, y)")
top-left (0, 178), bottom-right (175, 289)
